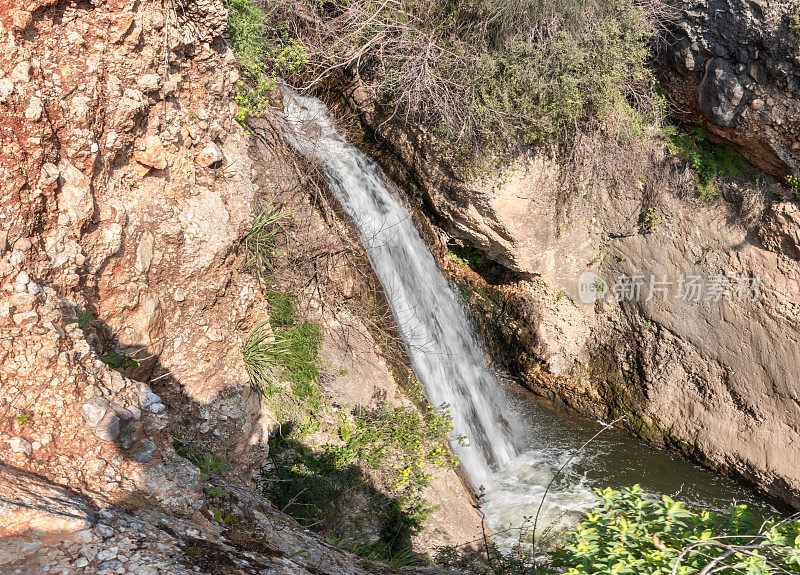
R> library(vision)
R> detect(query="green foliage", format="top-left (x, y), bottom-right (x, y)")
top-left (665, 125), bottom-right (754, 204)
top-left (447, 244), bottom-right (487, 271)
top-left (641, 207), bottom-right (662, 233)
top-left (473, 0), bottom-right (657, 147)
top-left (173, 437), bottom-right (231, 480)
top-left (97, 349), bottom-right (140, 370)
top-left (243, 207), bottom-right (286, 281)
top-left (226, 0), bottom-right (307, 124)
top-left (788, 174), bottom-right (800, 201)
top-left (553, 485), bottom-right (800, 575)
top-left (66, 309), bottom-right (94, 327)
top-left (327, 400), bottom-right (462, 500)
top-left (257, 373), bottom-right (460, 566)
top-left (260, 433), bottom-right (430, 566)
top-left (209, 505), bottom-right (235, 525)
top-left (242, 319), bottom-right (323, 402)
top-left (266, 291), bottom-right (298, 326)
top-left (268, 0), bottom-right (659, 155)
top-left (16, 412), bottom-right (31, 426)
top-left (790, 9), bottom-right (800, 34)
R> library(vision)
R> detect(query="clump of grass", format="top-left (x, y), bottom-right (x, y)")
top-left (242, 317), bottom-right (323, 402)
top-left (279, 322), bottom-right (323, 400)
top-left (242, 322), bottom-right (275, 398)
top-left (266, 291), bottom-right (298, 326)
top-left (243, 207), bottom-right (286, 281)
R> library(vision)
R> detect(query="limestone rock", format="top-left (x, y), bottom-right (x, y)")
top-left (56, 160), bottom-right (94, 231)
top-left (698, 59), bottom-right (746, 128)
top-left (0, 464), bottom-right (94, 564)
top-left (759, 202), bottom-right (800, 261)
top-left (133, 135), bottom-right (168, 170)
top-left (196, 140), bottom-right (224, 167)
top-left (79, 397), bottom-right (110, 428)
top-left (656, 0), bottom-right (800, 177)
top-left (8, 10), bottom-right (32, 31)
top-left (110, 88), bottom-right (146, 132)
top-left (6, 437), bottom-right (32, 457)
top-left (138, 73), bottom-right (161, 92)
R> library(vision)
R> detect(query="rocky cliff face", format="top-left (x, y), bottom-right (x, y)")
top-left (656, 0), bottom-right (800, 178)
top-left (0, 1), bottom-right (478, 572)
top-left (344, 1), bottom-right (800, 509)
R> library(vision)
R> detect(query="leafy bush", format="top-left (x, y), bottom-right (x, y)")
top-left (260, 433), bottom-right (430, 566)
top-left (790, 9), bottom-right (800, 34)
top-left (226, 0), bottom-right (308, 123)
top-left (553, 485), bottom-right (800, 575)
top-left (173, 437), bottom-right (231, 480)
top-left (328, 399), bottom-right (463, 499)
top-left (262, 0), bottom-right (660, 155)
top-left (788, 174), bottom-right (800, 200)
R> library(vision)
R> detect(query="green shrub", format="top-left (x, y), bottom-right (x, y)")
top-left (263, 0), bottom-right (659, 155)
top-left (553, 485), bottom-right (800, 575)
top-left (328, 400), bottom-right (463, 500)
top-left (260, 434), bottom-right (430, 566)
top-left (226, 0), bottom-right (308, 123)
top-left (790, 9), bottom-right (800, 34)
top-left (242, 319), bottom-right (323, 401)
top-left (665, 125), bottom-right (754, 204)
top-left (173, 437), bottom-right (231, 480)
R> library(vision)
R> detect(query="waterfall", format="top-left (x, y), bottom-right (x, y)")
top-left (280, 89), bottom-right (517, 489)
top-left (277, 89), bottom-right (775, 550)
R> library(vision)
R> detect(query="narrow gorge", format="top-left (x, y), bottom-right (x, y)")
top-left (1, 0), bottom-right (799, 574)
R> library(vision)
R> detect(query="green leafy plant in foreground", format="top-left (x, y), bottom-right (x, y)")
top-left (97, 349), bottom-right (140, 370)
top-left (553, 485), bottom-right (800, 575)
top-left (173, 436), bottom-right (231, 481)
top-left (66, 309), bottom-right (94, 327)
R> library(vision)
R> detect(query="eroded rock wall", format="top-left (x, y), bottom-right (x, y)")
top-left (0, 1), bottom-right (478, 572)
top-left (656, 0), bottom-right (800, 177)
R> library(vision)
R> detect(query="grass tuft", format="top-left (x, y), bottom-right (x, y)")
top-left (243, 207), bottom-right (286, 281)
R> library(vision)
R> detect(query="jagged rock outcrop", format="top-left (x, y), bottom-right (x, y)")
top-left (656, 0), bottom-right (800, 177)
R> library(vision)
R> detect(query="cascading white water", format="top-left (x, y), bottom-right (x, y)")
top-left (280, 90), bottom-right (517, 489)
top-left (278, 89), bottom-right (776, 550)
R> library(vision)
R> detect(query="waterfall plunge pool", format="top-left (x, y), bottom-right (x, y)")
top-left (278, 88), bottom-right (778, 552)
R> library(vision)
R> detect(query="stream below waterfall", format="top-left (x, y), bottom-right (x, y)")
top-left (278, 89), bottom-right (777, 550)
